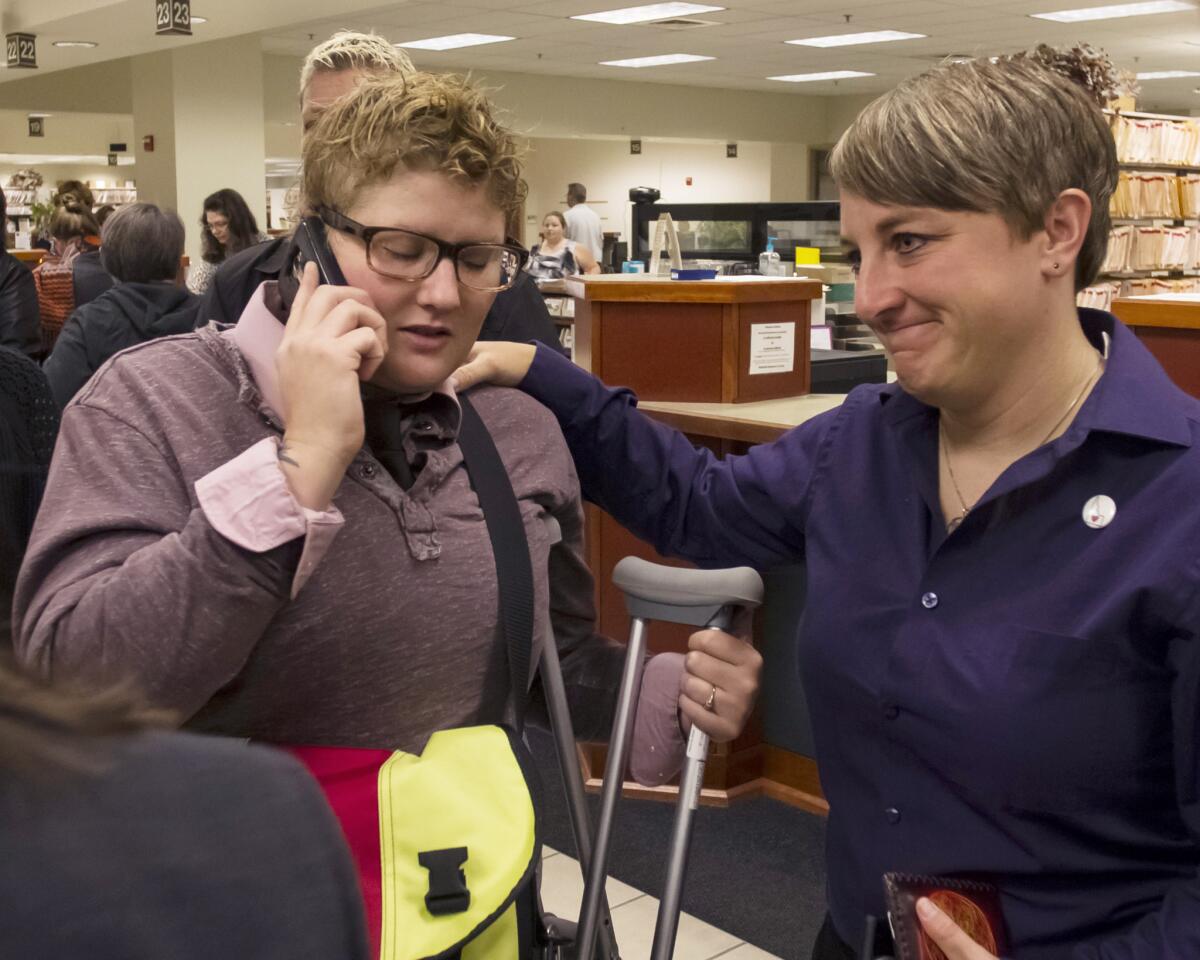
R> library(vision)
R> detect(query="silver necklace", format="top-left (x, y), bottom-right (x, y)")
top-left (940, 359), bottom-right (1103, 533)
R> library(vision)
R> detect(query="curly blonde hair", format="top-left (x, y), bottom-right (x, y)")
top-left (298, 30), bottom-right (414, 102)
top-left (301, 71), bottom-right (527, 220)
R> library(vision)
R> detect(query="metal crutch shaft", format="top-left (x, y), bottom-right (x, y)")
top-left (538, 635), bottom-right (620, 959)
top-left (575, 615), bottom-right (649, 960)
top-left (649, 607), bottom-right (733, 960)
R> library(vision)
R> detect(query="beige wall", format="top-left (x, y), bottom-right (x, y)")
top-left (522, 136), bottom-right (780, 248)
top-left (0, 108), bottom-right (132, 156)
top-left (0, 58), bottom-right (133, 114)
top-left (131, 37), bottom-right (267, 267)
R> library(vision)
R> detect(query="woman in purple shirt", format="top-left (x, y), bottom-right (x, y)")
top-left (456, 47), bottom-right (1200, 960)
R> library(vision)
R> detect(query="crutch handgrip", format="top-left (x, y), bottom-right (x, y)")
top-left (612, 557), bottom-right (763, 627)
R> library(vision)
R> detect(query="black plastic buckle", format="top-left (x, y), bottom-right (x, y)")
top-left (418, 847), bottom-right (471, 916)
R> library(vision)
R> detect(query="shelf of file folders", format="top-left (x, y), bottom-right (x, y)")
top-left (1109, 112), bottom-right (1200, 168)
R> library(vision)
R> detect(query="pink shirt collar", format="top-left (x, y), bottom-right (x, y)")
top-left (228, 281), bottom-right (459, 423)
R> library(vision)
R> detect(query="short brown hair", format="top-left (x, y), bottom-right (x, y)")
top-left (299, 30), bottom-right (414, 101)
top-left (101, 203), bottom-right (185, 283)
top-left (830, 48), bottom-right (1119, 291)
top-left (302, 71), bottom-right (527, 220)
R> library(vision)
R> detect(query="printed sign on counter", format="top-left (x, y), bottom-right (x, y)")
top-left (749, 322), bottom-right (796, 375)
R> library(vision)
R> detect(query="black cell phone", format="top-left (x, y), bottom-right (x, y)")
top-left (294, 216), bottom-right (348, 286)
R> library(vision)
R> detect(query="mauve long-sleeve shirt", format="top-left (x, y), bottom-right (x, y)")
top-left (14, 284), bottom-right (684, 780)
top-left (518, 309), bottom-right (1200, 959)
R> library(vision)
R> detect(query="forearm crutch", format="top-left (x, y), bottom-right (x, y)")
top-left (576, 557), bottom-right (764, 960)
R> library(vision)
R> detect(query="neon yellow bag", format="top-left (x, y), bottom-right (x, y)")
top-left (377, 725), bottom-right (540, 960)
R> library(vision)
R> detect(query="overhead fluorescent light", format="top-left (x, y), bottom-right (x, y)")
top-left (52, 40), bottom-right (98, 48)
top-left (1136, 69), bottom-right (1200, 79)
top-left (397, 33), bottom-right (515, 51)
top-left (574, 3), bottom-right (724, 25)
top-left (190, 17), bottom-right (208, 24)
top-left (769, 70), bottom-right (875, 82)
top-left (600, 53), bottom-right (714, 67)
top-left (27, 112), bottom-right (53, 118)
top-left (787, 30), bottom-right (925, 47)
top-left (1031, 1), bottom-right (1194, 23)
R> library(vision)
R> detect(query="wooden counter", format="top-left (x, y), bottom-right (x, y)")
top-left (582, 392), bottom-right (842, 812)
top-left (567, 275), bottom-right (822, 404)
top-left (1112, 294), bottom-right (1200, 397)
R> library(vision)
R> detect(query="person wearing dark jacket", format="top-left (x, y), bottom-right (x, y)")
top-left (0, 659), bottom-right (369, 960)
top-left (44, 202), bottom-right (200, 409)
top-left (71, 249), bottom-right (115, 308)
top-left (0, 188), bottom-right (41, 359)
top-left (200, 233), bottom-right (565, 352)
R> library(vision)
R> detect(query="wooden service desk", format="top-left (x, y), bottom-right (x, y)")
top-left (565, 275), bottom-right (822, 403)
top-left (581, 393), bottom-right (845, 813)
top-left (1112, 294), bottom-right (1200, 398)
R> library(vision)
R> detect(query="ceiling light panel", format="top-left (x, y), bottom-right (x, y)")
top-left (573, 3), bottom-right (724, 25)
top-left (768, 70), bottom-right (875, 83)
top-left (52, 40), bottom-right (98, 48)
top-left (1136, 69), bottom-right (1200, 78)
top-left (397, 34), bottom-right (515, 51)
top-left (1031, 1), bottom-right (1195, 23)
top-left (600, 53), bottom-right (715, 67)
top-left (787, 30), bottom-right (925, 48)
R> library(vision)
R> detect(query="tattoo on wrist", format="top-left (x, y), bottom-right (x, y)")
top-left (277, 443), bottom-right (300, 468)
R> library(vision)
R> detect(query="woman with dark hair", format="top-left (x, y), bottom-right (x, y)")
top-left (187, 188), bottom-right (267, 295)
top-left (32, 199), bottom-right (102, 354)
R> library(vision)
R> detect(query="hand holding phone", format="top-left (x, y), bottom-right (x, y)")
top-left (274, 260), bottom-right (388, 510)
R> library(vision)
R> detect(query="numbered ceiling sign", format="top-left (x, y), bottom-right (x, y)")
top-left (6, 33), bottom-right (37, 69)
top-left (155, 0), bottom-right (192, 36)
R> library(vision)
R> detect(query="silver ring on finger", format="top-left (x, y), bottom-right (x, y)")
top-left (704, 684), bottom-right (717, 712)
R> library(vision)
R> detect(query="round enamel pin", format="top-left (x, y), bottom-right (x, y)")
top-left (1083, 495), bottom-right (1117, 529)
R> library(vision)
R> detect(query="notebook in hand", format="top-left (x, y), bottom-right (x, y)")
top-left (882, 873), bottom-right (1009, 960)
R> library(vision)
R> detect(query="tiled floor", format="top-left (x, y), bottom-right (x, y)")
top-left (539, 845), bottom-right (782, 960)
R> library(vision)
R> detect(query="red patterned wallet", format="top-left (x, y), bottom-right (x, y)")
top-left (882, 873), bottom-right (1009, 960)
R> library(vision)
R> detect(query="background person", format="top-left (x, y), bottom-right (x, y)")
top-left (187, 187), bottom-right (267, 295)
top-left (71, 202), bottom-right (119, 309)
top-left (0, 187), bottom-right (41, 359)
top-left (0, 657), bottom-right (368, 960)
top-left (32, 198), bottom-right (101, 355)
top-left (454, 46), bottom-right (1200, 960)
top-left (200, 30), bottom-right (562, 353)
top-left (0, 347), bottom-right (57, 649)
top-left (43, 203), bottom-right (201, 409)
top-left (563, 181), bottom-right (603, 265)
top-left (526, 210), bottom-right (600, 280)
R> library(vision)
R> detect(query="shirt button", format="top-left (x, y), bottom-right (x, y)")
top-left (883, 704), bottom-right (900, 720)
top-left (921, 591), bottom-right (939, 609)
top-left (360, 463), bottom-right (377, 479)
top-left (416, 421), bottom-right (435, 432)
top-left (885, 807), bottom-right (902, 825)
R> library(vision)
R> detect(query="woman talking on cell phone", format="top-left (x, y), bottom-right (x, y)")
top-left (13, 70), bottom-right (761, 954)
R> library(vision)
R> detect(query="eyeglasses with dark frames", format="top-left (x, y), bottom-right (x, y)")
top-left (317, 206), bottom-right (529, 293)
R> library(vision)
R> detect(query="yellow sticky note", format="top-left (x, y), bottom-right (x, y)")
top-left (794, 246), bottom-right (820, 265)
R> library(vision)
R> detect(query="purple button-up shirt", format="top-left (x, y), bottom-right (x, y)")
top-left (520, 309), bottom-right (1200, 959)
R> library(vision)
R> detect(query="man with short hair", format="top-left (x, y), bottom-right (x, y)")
top-left (43, 202), bottom-right (200, 409)
top-left (201, 31), bottom-right (561, 352)
top-left (563, 182), bottom-right (604, 267)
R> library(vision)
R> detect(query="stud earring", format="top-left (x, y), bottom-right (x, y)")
top-left (1053, 262), bottom-right (1060, 270)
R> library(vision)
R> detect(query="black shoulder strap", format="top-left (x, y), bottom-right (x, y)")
top-left (456, 394), bottom-right (535, 730)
